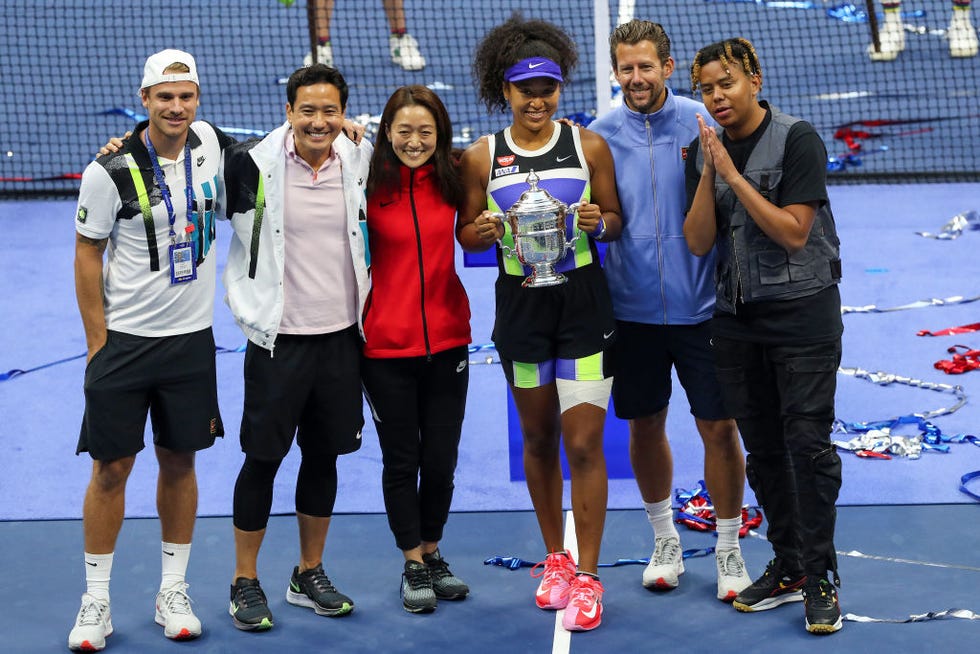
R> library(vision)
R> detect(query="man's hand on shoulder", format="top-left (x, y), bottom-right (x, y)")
top-left (97, 132), bottom-right (133, 158)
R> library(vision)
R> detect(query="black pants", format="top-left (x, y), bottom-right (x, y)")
top-left (713, 336), bottom-right (842, 579)
top-left (361, 346), bottom-right (469, 551)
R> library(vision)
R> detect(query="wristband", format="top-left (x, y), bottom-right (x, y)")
top-left (593, 218), bottom-right (607, 241)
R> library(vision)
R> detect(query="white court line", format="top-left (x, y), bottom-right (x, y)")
top-left (552, 510), bottom-right (576, 654)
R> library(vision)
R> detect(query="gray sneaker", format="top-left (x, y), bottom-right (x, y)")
top-left (401, 560), bottom-right (437, 613)
top-left (286, 565), bottom-right (353, 617)
top-left (423, 550), bottom-right (469, 600)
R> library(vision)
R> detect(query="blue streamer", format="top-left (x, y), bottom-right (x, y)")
top-left (826, 3), bottom-right (925, 23)
top-left (2, 344), bottom-right (248, 383)
top-left (101, 108), bottom-right (268, 137)
top-left (960, 470), bottom-right (980, 502)
top-left (0, 353), bottom-right (85, 382)
top-left (484, 547), bottom-right (714, 571)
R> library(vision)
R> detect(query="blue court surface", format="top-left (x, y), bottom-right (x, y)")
top-left (3, 507), bottom-right (979, 653)
top-left (2, 183), bottom-right (980, 652)
top-left (3, 0), bottom-right (980, 650)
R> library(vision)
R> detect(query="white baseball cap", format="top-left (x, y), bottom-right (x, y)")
top-left (140, 49), bottom-right (199, 90)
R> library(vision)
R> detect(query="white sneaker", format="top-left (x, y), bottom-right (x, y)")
top-left (303, 42), bottom-right (334, 67)
top-left (867, 17), bottom-right (905, 61)
top-left (715, 548), bottom-right (752, 602)
top-left (68, 593), bottom-right (112, 651)
top-left (642, 536), bottom-right (684, 589)
top-left (155, 581), bottom-right (202, 640)
top-left (949, 9), bottom-right (979, 58)
top-left (389, 33), bottom-right (426, 71)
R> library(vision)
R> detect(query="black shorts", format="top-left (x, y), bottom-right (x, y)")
top-left (492, 263), bottom-right (616, 363)
top-left (77, 328), bottom-right (223, 460)
top-left (611, 320), bottom-right (728, 421)
top-left (240, 325), bottom-right (364, 461)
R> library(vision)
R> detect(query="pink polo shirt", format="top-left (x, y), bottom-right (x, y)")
top-left (278, 130), bottom-right (357, 334)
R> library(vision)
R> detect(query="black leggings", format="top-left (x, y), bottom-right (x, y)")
top-left (232, 452), bottom-right (339, 532)
top-left (361, 346), bottom-right (468, 551)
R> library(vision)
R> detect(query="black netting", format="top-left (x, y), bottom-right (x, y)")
top-left (1, 0), bottom-right (977, 197)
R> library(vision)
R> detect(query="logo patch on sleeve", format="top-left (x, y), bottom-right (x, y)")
top-left (681, 146), bottom-right (689, 161)
top-left (76, 206), bottom-right (88, 223)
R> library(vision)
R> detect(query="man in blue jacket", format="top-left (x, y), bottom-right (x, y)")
top-left (590, 20), bottom-right (751, 602)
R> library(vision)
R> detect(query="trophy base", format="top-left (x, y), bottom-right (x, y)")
top-left (522, 270), bottom-right (568, 288)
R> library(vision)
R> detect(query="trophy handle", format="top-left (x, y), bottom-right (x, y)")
top-left (565, 202), bottom-right (583, 248)
top-left (490, 211), bottom-right (516, 257)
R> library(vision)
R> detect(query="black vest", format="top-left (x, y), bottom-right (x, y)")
top-left (697, 106), bottom-right (841, 313)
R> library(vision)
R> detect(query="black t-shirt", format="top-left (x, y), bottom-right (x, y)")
top-left (684, 106), bottom-right (842, 344)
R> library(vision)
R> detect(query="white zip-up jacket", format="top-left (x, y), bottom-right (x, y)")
top-left (219, 121), bottom-right (372, 352)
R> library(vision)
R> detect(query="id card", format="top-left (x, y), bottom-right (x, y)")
top-left (169, 241), bottom-right (197, 285)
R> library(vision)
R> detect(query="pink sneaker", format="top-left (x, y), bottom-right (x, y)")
top-left (562, 574), bottom-right (604, 631)
top-left (530, 550), bottom-right (577, 609)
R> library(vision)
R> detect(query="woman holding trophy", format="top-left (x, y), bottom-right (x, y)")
top-left (458, 14), bottom-right (622, 632)
top-left (362, 85), bottom-right (473, 614)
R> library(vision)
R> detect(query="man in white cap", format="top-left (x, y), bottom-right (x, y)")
top-left (69, 49), bottom-right (235, 651)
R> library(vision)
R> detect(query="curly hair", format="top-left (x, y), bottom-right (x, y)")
top-left (689, 38), bottom-right (762, 94)
top-left (472, 12), bottom-right (578, 114)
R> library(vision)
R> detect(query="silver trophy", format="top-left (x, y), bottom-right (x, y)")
top-left (495, 170), bottom-right (581, 288)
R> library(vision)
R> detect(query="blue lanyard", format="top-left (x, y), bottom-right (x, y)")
top-left (143, 129), bottom-right (194, 244)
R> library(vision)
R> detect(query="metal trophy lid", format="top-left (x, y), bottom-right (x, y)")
top-left (512, 170), bottom-right (562, 214)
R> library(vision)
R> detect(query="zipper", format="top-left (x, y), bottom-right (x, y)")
top-left (646, 118), bottom-right (667, 324)
top-left (408, 169), bottom-right (432, 360)
top-left (731, 227), bottom-right (743, 313)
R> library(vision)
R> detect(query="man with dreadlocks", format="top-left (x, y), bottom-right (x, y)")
top-left (683, 38), bottom-right (845, 635)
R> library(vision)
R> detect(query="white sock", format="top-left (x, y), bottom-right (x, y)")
top-left (715, 516), bottom-right (742, 552)
top-left (644, 498), bottom-right (679, 541)
top-left (84, 552), bottom-right (113, 603)
top-left (161, 541), bottom-right (191, 591)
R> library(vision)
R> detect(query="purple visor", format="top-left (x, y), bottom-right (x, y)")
top-left (503, 57), bottom-right (564, 83)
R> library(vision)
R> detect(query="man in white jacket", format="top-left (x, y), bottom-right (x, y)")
top-left (219, 63), bottom-right (372, 632)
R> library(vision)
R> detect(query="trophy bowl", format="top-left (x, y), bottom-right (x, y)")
top-left (495, 170), bottom-right (580, 288)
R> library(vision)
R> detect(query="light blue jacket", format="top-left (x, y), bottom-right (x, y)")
top-left (590, 89), bottom-right (715, 324)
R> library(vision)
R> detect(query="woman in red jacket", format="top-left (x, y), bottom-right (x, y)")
top-left (362, 85), bottom-right (472, 614)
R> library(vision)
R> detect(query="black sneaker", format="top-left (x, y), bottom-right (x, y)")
top-left (423, 550), bottom-right (469, 600)
top-left (401, 560), bottom-right (437, 614)
top-left (229, 577), bottom-right (274, 631)
top-left (286, 564), bottom-right (354, 617)
top-left (803, 577), bottom-right (843, 634)
top-left (732, 559), bottom-right (806, 612)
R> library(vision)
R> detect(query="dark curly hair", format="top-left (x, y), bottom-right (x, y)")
top-left (472, 13), bottom-right (578, 114)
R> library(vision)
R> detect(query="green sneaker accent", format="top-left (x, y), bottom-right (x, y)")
top-left (229, 577), bottom-right (274, 631)
top-left (286, 564), bottom-right (354, 617)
